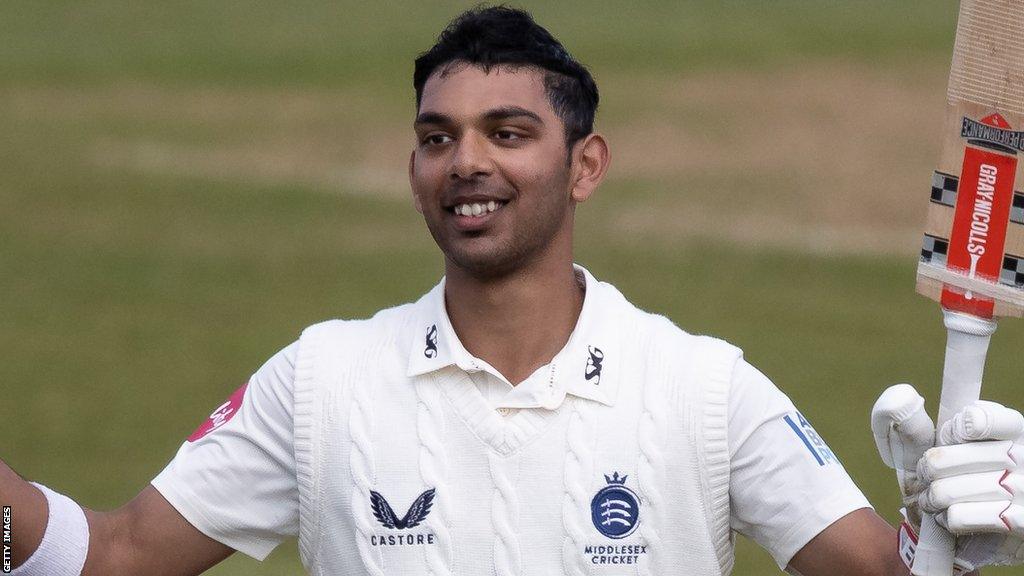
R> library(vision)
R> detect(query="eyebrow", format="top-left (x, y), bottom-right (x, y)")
top-left (414, 106), bottom-right (544, 128)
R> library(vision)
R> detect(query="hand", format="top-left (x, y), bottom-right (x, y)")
top-left (871, 384), bottom-right (935, 529)
top-left (920, 397), bottom-right (1024, 571)
top-left (872, 384), bottom-right (1024, 572)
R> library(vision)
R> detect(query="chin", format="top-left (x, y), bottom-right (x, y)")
top-left (445, 244), bottom-right (526, 281)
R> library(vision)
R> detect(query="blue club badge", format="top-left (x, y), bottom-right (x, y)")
top-left (591, 472), bottom-right (640, 539)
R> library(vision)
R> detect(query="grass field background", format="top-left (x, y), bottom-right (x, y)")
top-left (2, 1), bottom-right (1022, 574)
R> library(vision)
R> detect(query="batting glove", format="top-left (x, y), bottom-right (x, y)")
top-left (872, 383), bottom-right (1024, 573)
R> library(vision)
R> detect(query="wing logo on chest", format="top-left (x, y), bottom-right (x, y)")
top-left (370, 488), bottom-right (435, 530)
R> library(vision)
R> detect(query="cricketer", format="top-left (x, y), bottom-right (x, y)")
top-left (2, 6), bottom-right (1023, 576)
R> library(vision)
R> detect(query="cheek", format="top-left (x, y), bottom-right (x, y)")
top-left (507, 154), bottom-right (571, 205)
top-left (411, 163), bottom-right (445, 204)
top-left (411, 159), bottom-right (433, 185)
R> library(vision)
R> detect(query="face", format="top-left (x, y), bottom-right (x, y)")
top-left (410, 64), bottom-right (597, 280)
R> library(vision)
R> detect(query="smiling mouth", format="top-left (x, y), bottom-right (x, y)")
top-left (450, 200), bottom-right (508, 217)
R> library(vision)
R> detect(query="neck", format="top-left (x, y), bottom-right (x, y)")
top-left (444, 252), bottom-right (584, 385)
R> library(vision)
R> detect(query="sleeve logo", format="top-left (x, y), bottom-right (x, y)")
top-left (783, 411), bottom-right (838, 466)
top-left (187, 382), bottom-right (248, 442)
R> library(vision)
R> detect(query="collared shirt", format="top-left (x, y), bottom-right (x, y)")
top-left (152, 266), bottom-right (870, 570)
top-left (406, 265), bottom-right (617, 414)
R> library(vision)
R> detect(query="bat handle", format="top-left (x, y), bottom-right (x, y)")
top-left (911, 309), bottom-right (997, 576)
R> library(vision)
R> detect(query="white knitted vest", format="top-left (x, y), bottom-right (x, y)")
top-left (293, 299), bottom-right (738, 575)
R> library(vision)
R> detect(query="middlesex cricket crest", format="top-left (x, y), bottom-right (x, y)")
top-left (590, 472), bottom-right (640, 539)
top-left (582, 472), bottom-right (648, 567)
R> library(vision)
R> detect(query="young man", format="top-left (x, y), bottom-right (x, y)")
top-left (4, 7), bottom-right (1023, 576)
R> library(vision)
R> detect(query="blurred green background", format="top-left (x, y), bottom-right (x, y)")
top-left (2, 1), bottom-right (1020, 574)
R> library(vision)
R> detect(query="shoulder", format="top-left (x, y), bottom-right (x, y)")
top-left (298, 301), bottom-right (419, 350)
top-left (288, 301), bottom-right (423, 401)
top-left (592, 281), bottom-right (747, 419)
top-left (608, 284), bottom-right (742, 369)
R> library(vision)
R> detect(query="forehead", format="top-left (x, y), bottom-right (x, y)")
top-left (418, 64), bottom-right (556, 120)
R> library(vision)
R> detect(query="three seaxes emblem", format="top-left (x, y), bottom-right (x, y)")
top-left (584, 472), bottom-right (648, 566)
top-left (590, 472), bottom-right (640, 539)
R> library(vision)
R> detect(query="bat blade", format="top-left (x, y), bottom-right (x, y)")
top-left (911, 2), bottom-right (1024, 574)
top-left (916, 0), bottom-right (1024, 318)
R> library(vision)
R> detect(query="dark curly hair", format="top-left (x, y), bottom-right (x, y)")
top-left (414, 6), bottom-right (599, 148)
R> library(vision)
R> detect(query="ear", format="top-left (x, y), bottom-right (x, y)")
top-left (409, 150), bottom-right (423, 214)
top-left (569, 133), bottom-right (610, 203)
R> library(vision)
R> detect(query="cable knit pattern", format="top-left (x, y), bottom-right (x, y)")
top-left (280, 275), bottom-right (760, 576)
top-left (349, 351), bottom-right (385, 576)
top-left (561, 397), bottom-right (593, 576)
top-left (637, 347), bottom-right (668, 576)
top-left (489, 450), bottom-right (522, 576)
top-left (418, 374), bottom-right (454, 576)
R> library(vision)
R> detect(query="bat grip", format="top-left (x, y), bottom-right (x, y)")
top-left (911, 309), bottom-right (996, 576)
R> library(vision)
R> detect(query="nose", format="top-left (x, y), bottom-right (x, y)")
top-left (449, 132), bottom-right (492, 180)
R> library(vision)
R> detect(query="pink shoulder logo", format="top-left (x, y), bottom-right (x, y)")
top-left (187, 382), bottom-right (248, 442)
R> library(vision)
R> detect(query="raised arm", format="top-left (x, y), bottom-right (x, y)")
top-left (2, 460), bottom-right (47, 569)
top-left (5, 341), bottom-right (301, 575)
top-left (787, 508), bottom-right (907, 576)
top-left (2, 460), bottom-right (233, 575)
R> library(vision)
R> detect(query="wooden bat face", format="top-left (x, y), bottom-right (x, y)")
top-left (916, 0), bottom-right (1024, 318)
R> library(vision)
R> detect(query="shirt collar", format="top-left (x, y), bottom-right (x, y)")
top-left (406, 264), bottom-right (622, 407)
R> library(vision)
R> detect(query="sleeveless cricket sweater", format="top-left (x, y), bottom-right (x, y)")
top-left (291, 278), bottom-right (739, 576)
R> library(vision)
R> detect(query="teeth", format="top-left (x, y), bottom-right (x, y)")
top-left (453, 201), bottom-right (503, 217)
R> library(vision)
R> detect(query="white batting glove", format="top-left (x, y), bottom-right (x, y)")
top-left (872, 384), bottom-right (1024, 572)
top-left (872, 384), bottom-right (936, 528)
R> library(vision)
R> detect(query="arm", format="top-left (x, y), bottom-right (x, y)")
top-left (4, 341), bottom-right (302, 575)
top-left (82, 486), bottom-right (233, 576)
top-left (726, 360), bottom-right (879, 570)
top-left (787, 508), bottom-right (907, 576)
top-left (5, 341), bottom-right (299, 575)
top-left (1, 460), bottom-right (46, 568)
top-left (788, 508), bottom-right (980, 576)
top-left (1, 459), bottom-right (232, 576)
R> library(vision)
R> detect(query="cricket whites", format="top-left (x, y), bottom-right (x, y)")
top-left (912, 0), bottom-right (1024, 574)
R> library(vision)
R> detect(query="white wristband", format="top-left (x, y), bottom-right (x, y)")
top-left (10, 483), bottom-right (89, 576)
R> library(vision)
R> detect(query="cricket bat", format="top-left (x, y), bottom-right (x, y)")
top-left (912, 1), bottom-right (1024, 573)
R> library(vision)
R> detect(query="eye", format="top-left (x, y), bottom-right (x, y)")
top-left (494, 130), bottom-right (522, 141)
top-left (422, 134), bottom-right (453, 146)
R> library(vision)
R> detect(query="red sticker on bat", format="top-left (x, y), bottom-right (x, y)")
top-left (941, 145), bottom-right (1018, 317)
top-left (187, 382), bottom-right (248, 442)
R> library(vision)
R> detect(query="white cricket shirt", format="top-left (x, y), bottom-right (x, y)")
top-left (152, 265), bottom-right (870, 573)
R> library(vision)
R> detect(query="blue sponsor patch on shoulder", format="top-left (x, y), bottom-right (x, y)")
top-left (783, 411), bottom-right (838, 466)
